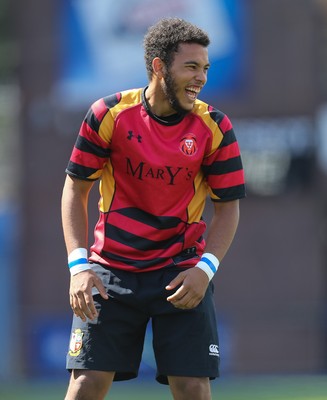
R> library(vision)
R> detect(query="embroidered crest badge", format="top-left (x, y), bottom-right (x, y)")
top-left (180, 134), bottom-right (198, 156)
top-left (69, 328), bottom-right (84, 357)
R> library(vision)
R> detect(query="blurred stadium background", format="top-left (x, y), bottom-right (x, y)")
top-left (1, 0), bottom-right (327, 398)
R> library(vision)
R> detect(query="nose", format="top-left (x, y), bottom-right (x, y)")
top-left (195, 69), bottom-right (207, 85)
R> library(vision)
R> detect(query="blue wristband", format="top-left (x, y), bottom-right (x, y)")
top-left (195, 253), bottom-right (220, 280)
top-left (68, 258), bottom-right (88, 269)
top-left (67, 248), bottom-right (91, 275)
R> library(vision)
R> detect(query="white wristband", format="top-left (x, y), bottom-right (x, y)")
top-left (195, 252), bottom-right (220, 281)
top-left (68, 248), bottom-right (91, 276)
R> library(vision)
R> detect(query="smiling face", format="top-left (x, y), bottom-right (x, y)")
top-left (157, 42), bottom-right (210, 115)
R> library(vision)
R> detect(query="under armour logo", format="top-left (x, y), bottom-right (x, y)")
top-left (127, 130), bottom-right (142, 143)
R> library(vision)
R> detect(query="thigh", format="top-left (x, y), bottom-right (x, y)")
top-left (152, 282), bottom-right (220, 384)
top-left (67, 266), bottom-right (150, 381)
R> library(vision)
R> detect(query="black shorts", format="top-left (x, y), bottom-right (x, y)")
top-left (66, 263), bottom-right (220, 384)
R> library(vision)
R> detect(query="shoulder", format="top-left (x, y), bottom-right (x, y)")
top-left (89, 88), bottom-right (143, 123)
top-left (103, 88), bottom-right (143, 108)
top-left (193, 99), bottom-right (233, 135)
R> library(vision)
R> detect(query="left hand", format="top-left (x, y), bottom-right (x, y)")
top-left (166, 267), bottom-right (210, 309)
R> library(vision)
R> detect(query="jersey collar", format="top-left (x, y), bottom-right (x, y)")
top-left (142, 87), bottom-right (185, 126)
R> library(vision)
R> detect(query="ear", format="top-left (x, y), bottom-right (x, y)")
top-left (152, 57), bottom-right (164, 79)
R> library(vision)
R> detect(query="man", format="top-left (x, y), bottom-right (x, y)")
top-left (62, 17), bottom-right (245, 400)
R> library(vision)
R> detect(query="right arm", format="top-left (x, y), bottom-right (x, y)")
top-left (61, 175), bottom-right (92, 253)
top-left (61, 175), bottom-right (108, 321)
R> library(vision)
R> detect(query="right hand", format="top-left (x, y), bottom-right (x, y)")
top-left (69, 269), bottom-right (108, 321)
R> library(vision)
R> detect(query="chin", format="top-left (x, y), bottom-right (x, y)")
top-left (171, 97), bottom-right (194, 115)
top-left (183, 103), bottom-right (195, 113)
top-left (179, 101), bottom-right (194, 112)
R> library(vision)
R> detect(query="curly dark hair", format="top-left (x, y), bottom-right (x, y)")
top-left (143, 17), bottom-right (210, 80)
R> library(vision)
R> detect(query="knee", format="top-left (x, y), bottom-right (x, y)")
top-left (168, 376), bottom-right (211, 400)
top-left (65, 370), bottom-right (114, 400)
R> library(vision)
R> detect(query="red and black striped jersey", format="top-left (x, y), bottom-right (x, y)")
top-left (66, 87), bottom-right (245, 272)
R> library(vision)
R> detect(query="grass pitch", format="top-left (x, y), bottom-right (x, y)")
top-left (0, 374), bottom-right (326, 399)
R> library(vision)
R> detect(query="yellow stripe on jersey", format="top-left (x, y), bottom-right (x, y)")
top-left (193, 100), bottom-right (223, 156)
top-left (99, 89), bottom-right (143, 144)
top-left (187, 171), bottom-right (209, 223)
top-left (98, 160), bottom-right (116, 213)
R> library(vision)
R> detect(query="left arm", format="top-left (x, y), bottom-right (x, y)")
top-left (203, 199), bottom-right (240, 262)
top-left (166, 200), bottom-right (240, 309)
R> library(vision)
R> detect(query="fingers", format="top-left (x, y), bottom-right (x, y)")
top-left (166, 285), bottom-right (184, 302)
top-left (94, 278), bottom-right (109, 300)
top-left (70, 294), bottom-right (86, 321)
top-left (165, 271), bottom-right (186, 291)
top-left (167, 287), bottom-right (202, 309)
top-left (70, 290), bottom-right (97, 321)
top-left (70, 271), bottom-right (108, 321)
top-left (166, 273), bottom-right (190, 308)
top-left (166, 269), bottom-right (208, 309)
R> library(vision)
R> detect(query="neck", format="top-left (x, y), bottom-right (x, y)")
top-left (145, 82), bottom-right (177, 117)
top-left (142, 87), bottom-right (185, 125)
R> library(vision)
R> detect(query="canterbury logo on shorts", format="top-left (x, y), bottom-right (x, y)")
top-left (209, 344), bottom-right (219, 356)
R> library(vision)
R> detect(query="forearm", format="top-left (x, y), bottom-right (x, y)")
top-left (204, 200), bottom-right (240, 263)
top-left (61, 176), bottom-right (92, 255)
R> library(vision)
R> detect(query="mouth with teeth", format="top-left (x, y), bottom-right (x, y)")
top-left (185, 86), bottom-right (201, 101)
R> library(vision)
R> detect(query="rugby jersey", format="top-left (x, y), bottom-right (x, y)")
top-left (66, 87), bottom-right (245, 272)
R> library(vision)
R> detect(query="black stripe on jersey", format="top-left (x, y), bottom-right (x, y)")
top-left (85, 108), bottom-right (101, 133)
top-left (204, 156), bottom-right (244, 176)
top-left (101, 249), bottom-right (170, 269)
top-left (75, 136), bottom-right (110, 158)
top-left (219, 129), bottom-right (237, 147)
top-left (116, 207), bottom-right (181, 229)
top-left (84, 94), bottom-right (120, 133)
top-left (105, 224), bottom-right (184, 251)
top-left (103, 93), bottom-right (121, 109)
top-left (65, 162), bottom-right (99, 180)
top-left (209, 109), bottom-right (225, 124)
top-left (212, 184), bottom-right (246, 201)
